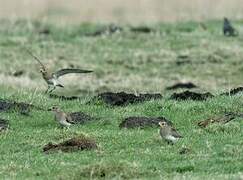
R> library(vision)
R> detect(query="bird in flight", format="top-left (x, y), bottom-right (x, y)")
top-left (159, 121), bottom-right (183, 144)
top-left (25, 48), bottom-right (93, 93)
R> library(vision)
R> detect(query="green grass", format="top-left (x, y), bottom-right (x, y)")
top-left (1, 20), bottom-right (243, 179)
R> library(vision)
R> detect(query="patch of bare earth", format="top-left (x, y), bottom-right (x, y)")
top-left (43, 136), bottom-right (97, 153)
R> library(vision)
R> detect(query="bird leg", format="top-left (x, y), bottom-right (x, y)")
top-left (45, 86), bottom-right (50, 94)
top-left (61, 126), bottom-right (70, 130)
top-left (45, 85), bottom-right (56, 94)
top-left (48, 86), bottom-right (56, 94)
top-left (166, 140), bottom-right (174, 145)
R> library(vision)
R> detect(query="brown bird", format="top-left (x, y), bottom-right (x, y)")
top-left (198, 113), bottom-right (237, 128)
top-left (25, 48), bottom-right (93, 93)
top-left (159, 121), bottom-right (183, 144)
top-left (48, 106), bottom-right (73, 127)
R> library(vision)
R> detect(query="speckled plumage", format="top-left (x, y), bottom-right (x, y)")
top-left (159, 121), bottom-right (183, 144)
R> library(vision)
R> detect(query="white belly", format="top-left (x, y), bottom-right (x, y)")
top-left (165, 135), bottom-right (179, 143)
top-left (48, 79), bottom-right (59, 86)
top-left (60, 120), bottom-right (72, 127)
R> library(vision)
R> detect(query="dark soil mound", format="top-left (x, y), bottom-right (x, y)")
top-left (0, 99), bottom-right (43, 115)
top-left (130, 26), bottom-right (155, 33)
top-left (97, 92), bottom-right (162, 106)
top-left (86, 24), bottom-right (123, 37)
top-left (175, 54), bottom-right (192, 66)
top-left (119, 116), bottom-right (172, 129)
top-left (49, 94), bottom-right (80, 101)
top-left (177, 55), bottom-right (189, 59)
top-left (170, 91), bottom-right (213, 101)
top-left (43, 136), bottom-right (97, 153)
top-left (175, 59), bottom-right (191, 66)
top-left (220, 87), bottom-right (243, 96)
top-left (166, 82), bottom-right (197, 90)
top-left (79, 162), bottom-right (141, 179)
top-left (0, 118), bottom-right (8, 131)
top-left (69, 112), bottom-right (94, 124)
top-left (12, 70), bottom-right (24, 77)
top-left (38, 28), bottom-right (51, 35)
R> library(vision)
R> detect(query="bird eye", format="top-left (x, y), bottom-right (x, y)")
top-left (159, 122), bottom-right (166, 126)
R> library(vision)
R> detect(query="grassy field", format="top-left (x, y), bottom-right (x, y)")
top-left (1, 20), bottom-right (243, 179)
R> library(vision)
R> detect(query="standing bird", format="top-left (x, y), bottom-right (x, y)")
top-left (25, 48), bottom-right (93, 93)
top-left (223, 17), bottom-right (238, 36)
top-left (48, 106), bottom-right (73, 127)
top-left (159, 121), bottom-right (183, 144)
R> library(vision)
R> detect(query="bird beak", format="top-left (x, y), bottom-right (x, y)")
top-left (159, 122), bottom-right (163, 127)
top-left (47, 108), bottom-right (53, 111)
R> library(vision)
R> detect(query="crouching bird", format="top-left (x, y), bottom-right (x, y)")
top-left (48, 106), bottom-right (73, 127)
top-left (159, 121), bottom-right (183, 144)
top-left (25, 48), bottom-right (93, 93)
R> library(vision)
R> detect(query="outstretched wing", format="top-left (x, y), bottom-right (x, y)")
top-left (54, 68), bottom-right (93, 78)
top-left (24, 47), bottom-right (46, 70)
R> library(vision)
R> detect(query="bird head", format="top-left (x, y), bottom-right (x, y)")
top-left (39, 68), bottom-right (46, 74)
top-left (159, 121), bottom-right (167, 128)
top-left (39, 66), bottom-right (47, 74)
